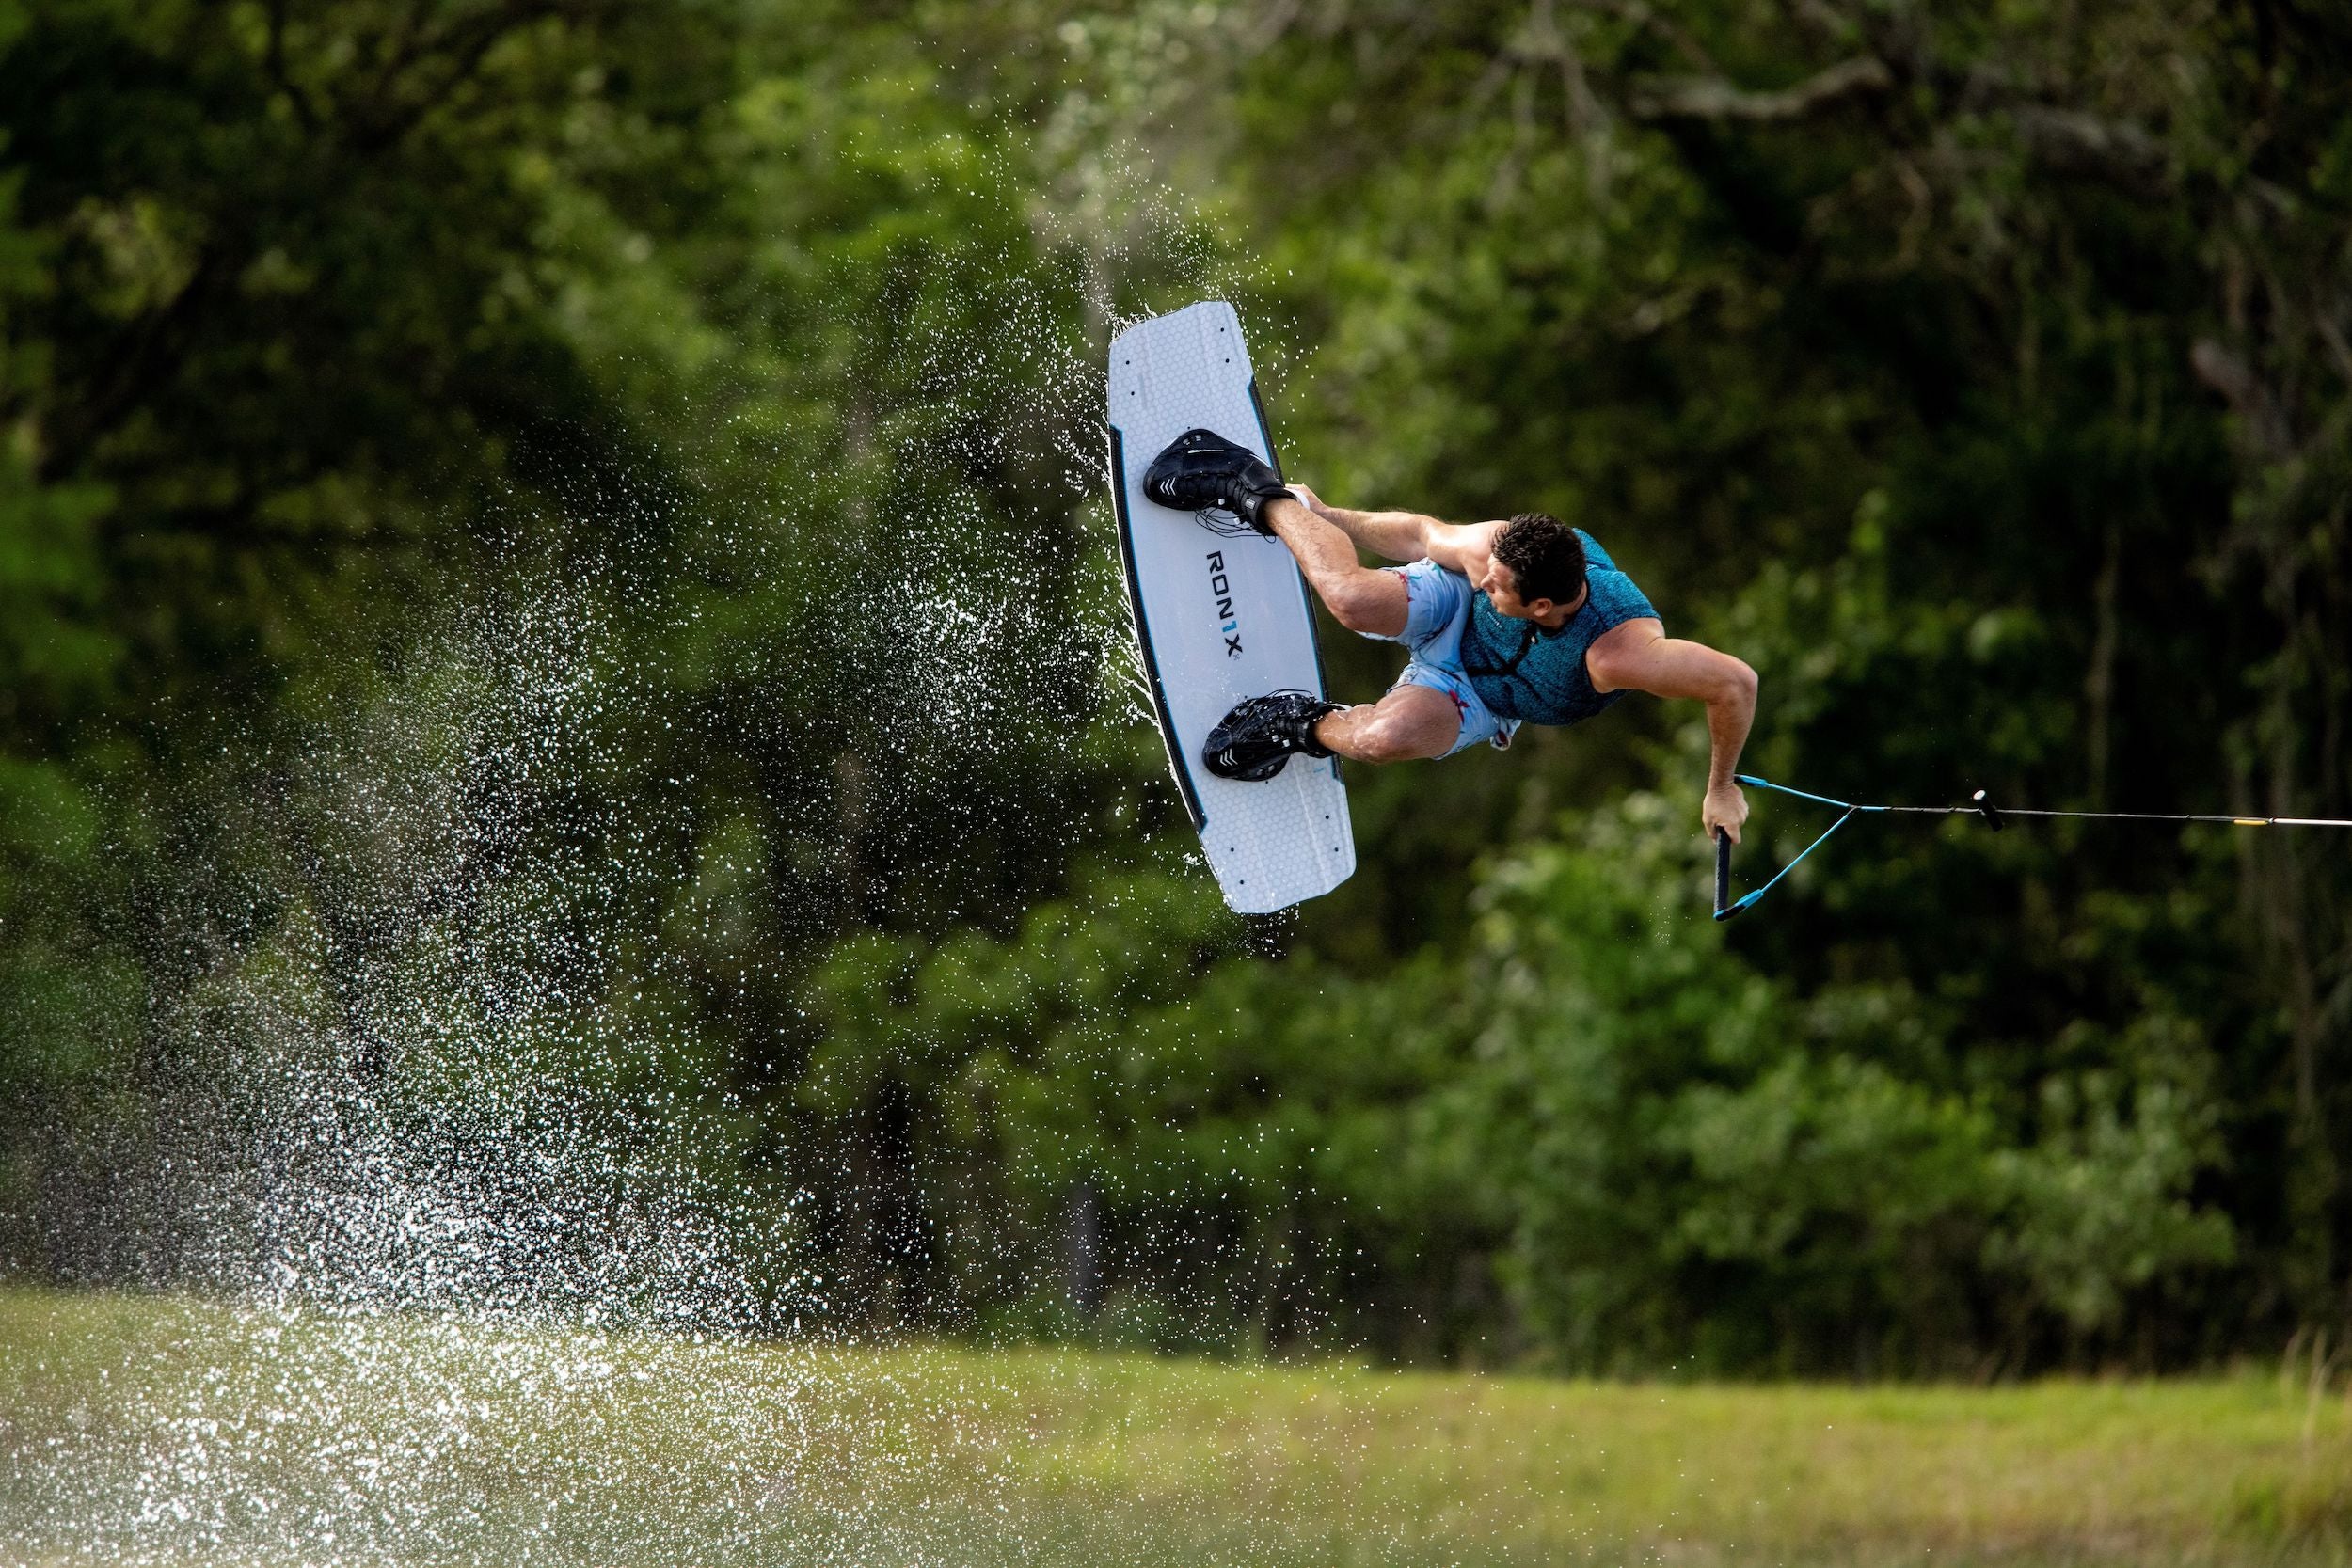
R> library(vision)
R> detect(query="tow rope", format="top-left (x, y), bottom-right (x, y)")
top-left (1713, 773), bottom-right (2352, 921)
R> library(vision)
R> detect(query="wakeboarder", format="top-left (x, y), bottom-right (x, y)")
top-left (1142, 428), bottom-right (1757, 845)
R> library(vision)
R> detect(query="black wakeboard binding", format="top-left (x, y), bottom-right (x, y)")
top-left (1202, 690), bottom-right (1343, 781)
top-left (1143, 428), bottom-right (1290, 537)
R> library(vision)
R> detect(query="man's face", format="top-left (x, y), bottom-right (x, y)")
top-left (1480, 557), bottom-right (1585, 622)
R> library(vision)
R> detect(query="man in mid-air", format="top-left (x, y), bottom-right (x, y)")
top-left (1144, 429), bottom-right (1756, 844)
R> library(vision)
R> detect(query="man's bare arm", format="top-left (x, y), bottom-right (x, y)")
top-left (1289, 485), bottom-right (1499, 573)
top-left (1586, 620), bottom-right (1758, 841)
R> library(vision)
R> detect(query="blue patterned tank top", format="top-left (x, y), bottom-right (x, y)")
top-left (1458, 530), bottom-right (1657, 726)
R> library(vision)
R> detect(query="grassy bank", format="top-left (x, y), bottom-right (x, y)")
top-left (1, 1286), bottom-right (2347, 1566)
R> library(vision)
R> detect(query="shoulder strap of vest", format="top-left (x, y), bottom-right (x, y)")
top-left (1461, 613), bottom-right (1541, 679)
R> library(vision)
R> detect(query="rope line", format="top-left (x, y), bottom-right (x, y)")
top-left (1737, 774), bottom-right (2352, 829)
top-left (1715, 774), bottom-right (2352, 922)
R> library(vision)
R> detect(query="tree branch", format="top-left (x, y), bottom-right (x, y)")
top-left (1568, 0), bottom-right (1720, 75)
top-left (1627, 55), bottom-right (1891, 122)
top-left (2192, 338), bottom-right (2296, 461)
top-left (350, 0), bottom-right (575, 153)
top-left (2010, 104), bottom-right (2167, 185)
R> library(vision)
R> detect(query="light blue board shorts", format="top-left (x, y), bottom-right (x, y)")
top-left (1364, 558), bottom-right (1519, 757)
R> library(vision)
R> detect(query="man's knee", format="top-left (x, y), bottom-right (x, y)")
top-left (1356, 705), bottom-right (1452, 763)
top-left (1326, 574), bottom-right (1405, 638)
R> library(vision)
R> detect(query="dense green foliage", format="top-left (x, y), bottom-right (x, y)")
top-left (2, 0), bottom-right (2347, 1374)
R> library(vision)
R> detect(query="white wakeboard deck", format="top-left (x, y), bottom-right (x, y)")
top-left (1106, 301), bottom-right (1355, 914)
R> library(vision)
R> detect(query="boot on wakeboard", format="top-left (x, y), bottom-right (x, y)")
top-left (1143, 428), bottom-right (1291, 537)
top-left (1202, 690), bottom-right (1343, 781)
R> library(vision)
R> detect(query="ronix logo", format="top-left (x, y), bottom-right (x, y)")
top-left (1205, 550), bottom-right (1242, 657)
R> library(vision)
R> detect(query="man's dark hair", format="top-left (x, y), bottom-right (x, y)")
top-left (1493, 512), bottom-right (1587, 605)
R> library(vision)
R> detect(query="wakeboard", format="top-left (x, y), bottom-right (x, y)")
top-left (1106, 301), bottom-right (1355, 914)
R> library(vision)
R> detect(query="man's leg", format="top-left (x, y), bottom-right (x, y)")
top-left (1256, 493), bottom-right (1464, 762)
top-left (1260, 495), bottom-right (1409, 638)
top-left (1313, 682), bottom-right (1461, 763)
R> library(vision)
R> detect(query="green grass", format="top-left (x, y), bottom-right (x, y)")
top-left (2, 1286), bottom-right (2347, 1566)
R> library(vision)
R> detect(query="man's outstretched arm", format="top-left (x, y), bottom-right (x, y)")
top-left (1288, 485), bottom-right (1497, 572)
top-left (1586, 621), bottom-right (1757, 842)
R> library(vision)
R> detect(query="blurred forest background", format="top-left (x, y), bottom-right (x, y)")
top-left (2, 0), bottom-right (2349, 1378)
